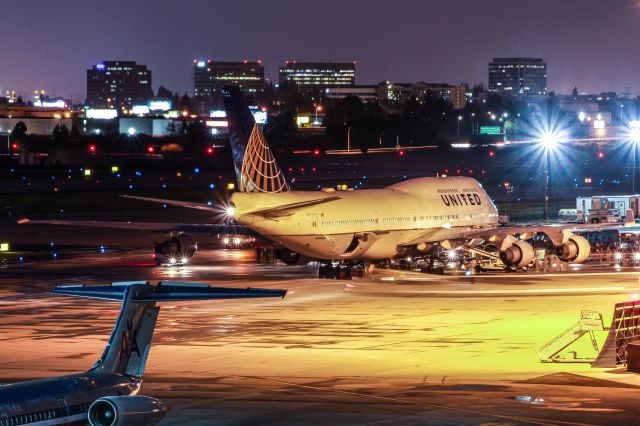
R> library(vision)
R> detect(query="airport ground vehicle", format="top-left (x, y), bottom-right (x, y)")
top-left (0, 281), bottom-right (286, 426)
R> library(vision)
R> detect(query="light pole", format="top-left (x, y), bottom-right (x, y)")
top-left (457, 115), bottom-right (462, 139)
top-left (540, 131), bottom-right (557, 223)
top-left (347, 126), bottom-right (351, 152)
top-left (314, 105), bottom-right (322, 125)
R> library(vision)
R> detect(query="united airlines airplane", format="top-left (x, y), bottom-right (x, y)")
top-left (0, 281), bottom-right (286, 425)
top-left (9, 86), bottom-right (594, 277)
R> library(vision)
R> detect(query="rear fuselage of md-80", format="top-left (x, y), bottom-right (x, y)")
top-left (231, 176), bottom-right (499, 260)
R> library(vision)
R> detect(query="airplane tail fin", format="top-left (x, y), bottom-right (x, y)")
top-left (222, 85), bottom-right (289, 193)
top-left (52, 281), bottom-right (286, 379)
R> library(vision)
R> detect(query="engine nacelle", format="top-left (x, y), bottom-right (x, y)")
top-left (88, 395), bottom-right (167, 426)
top-left (499, 240), bottom-right (534, 269)
top-left (275, 248), bottom-right (311, 265)
top-left (557, 235), bottom-right (591, 263)
top-left (154, 233), bottom-right (197, 264)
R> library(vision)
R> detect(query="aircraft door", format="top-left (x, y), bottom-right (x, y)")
top-left (306, 213), bottom-right (318, 232)
top-left (373, 210), bottom-right (380, 231)
top-left (58, 399), bottom-right (69, 426)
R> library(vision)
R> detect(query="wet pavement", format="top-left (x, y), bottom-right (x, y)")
top-left (2, 221), bottom-right (640, 424)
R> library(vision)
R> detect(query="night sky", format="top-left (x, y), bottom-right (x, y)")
top-left (2, 0), bottom-right (639, 101)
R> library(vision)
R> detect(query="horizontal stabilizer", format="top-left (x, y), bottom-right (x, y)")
top-left (51, 281), bottom-right (287, 302)
top-left (6, 207), bottom-right (29, 224)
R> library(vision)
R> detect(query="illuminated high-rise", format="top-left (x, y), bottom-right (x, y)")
top-left (488, 58), bottom-right (547, 96)
top-left (86, 61), bottom-right (152, 108)
top-left (193, 60), bottom-right (265, 98)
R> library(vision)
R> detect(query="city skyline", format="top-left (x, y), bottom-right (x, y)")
top-left (1, 0), bottom-right (640, 100)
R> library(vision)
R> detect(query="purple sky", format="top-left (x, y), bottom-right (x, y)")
top-left (2, 0), bottom-right (639, 101)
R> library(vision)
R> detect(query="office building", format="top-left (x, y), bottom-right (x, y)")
top-left (279, 61), bottom-right (355, 94)
top-left (193, 60), bottom-right (265, 98)
top-left (86, 61), bottom-right (152, 109)
top-left (325, 85), bottom-right (377, 101)
top-left (377, 81), bottom-right (467, 110)
top-left (488, 58), bottom-right (547, 96)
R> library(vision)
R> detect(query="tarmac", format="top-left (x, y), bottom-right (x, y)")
top-left (2, 215), bottom-right (640, 424)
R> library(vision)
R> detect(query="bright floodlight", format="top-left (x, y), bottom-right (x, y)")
top-left (540, 131), bottom-right (558, 148)
top-left (233, 237), bottom-right (241, 245)
top-left (169, 257), bottom-right (177, 265)
top-left (225, 205), bottom-right (236, 217)
top-left (211, 128), bottom-right (219, 135)
top-left (446, 249), bottom-right (458, 261)
top-left (127, 127), bottom-right (136, 135)
top-left (223, 237), bottom-right (230, 245)
top-left (615, 252), bottom-right (623, 262)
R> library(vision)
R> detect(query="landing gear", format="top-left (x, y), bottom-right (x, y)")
top-left (318, 261), bottom-right (360, 280)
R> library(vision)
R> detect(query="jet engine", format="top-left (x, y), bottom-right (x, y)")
top-left (154, 233), bottom-right (197, 265)
top-left (557, 235), bottom-right (591, 263)
top-left (499, 240), bottom-right (534, 269)
top-left (275, 248), bottom-right (311, 265)
top-left (88, 395), bottom-right (167, 426)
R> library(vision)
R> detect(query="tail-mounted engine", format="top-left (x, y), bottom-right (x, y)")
top-left (88, 395), bottom-right (167, 426)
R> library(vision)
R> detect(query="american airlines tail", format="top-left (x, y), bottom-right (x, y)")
top-left (222, 85), bottom-right (289, 193)
top-left (52, 281), bottom-right (287, 379)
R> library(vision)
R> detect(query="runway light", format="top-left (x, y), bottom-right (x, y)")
top-left (223, 237), bottom-right (230, 245)
top-left (233, 237), bottom-right (241, 245)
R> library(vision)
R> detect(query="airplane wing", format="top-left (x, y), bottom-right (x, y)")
top-left (6, 207), bottom-right (243, 235)
top-left (120, 195), bottom-right (219, 212)
top-left (402, 222), bottom-right (622, 247)
top-left (245, 196), bottom-right (342, 219)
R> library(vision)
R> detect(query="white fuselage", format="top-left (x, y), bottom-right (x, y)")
top-left (231, 177), bottom-right (499, 260)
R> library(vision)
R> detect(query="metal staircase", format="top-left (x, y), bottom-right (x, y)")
top-left (536, 310), bottom-right (605, 363)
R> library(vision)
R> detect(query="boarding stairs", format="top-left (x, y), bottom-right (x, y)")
top-left (536, 310), bottom-right (605, 363)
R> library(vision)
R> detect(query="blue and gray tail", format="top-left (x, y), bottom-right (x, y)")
top-left (52, 281), bottom-right (286, 378)
top-left (222, 85), bottom-right (289, 193)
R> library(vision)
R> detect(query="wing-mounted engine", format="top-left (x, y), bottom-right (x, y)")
top-left (556, 234), bottom-right (590, 263)
top-left (154, 233), bottom-right (198, 264)
top-left (88, 395), bottom-right (167, 426)
top-left (499, 240), bottom-right (535, 268)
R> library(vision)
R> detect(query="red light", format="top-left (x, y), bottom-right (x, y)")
top-left (444, 168), bottom-right (449, 173)
top-left (597, 151), bottom-right (604, 158)
top-left (481, 170), bottom-right (486, 174)
top-left (312, 167), bottom-right (317, 172)
top-left (88, 144), bottom-right (97, 153)
top-left (288, 167), bottom-right (293, 172)
top-left (468, 169), bottom-right (473, 174)
top-left (456, 169), bottom-right (461, 174)
top-left (147, 146), bottom-right (155, 153)
top-left (313, 149), bottom-right (320, 156)
top-left (11, 143), bottom-right (18, 151)
top-left (206, 147), bottom-right (214, 155)
top-left (489, 151), bottom-right (495, 157)
top-left (399, 150), bottom-right (405, 156)
top-left (300, 168), bottom-right (305, 172)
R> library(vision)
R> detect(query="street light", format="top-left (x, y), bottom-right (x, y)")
top-left (457, 115), bottom-right (463, 139)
